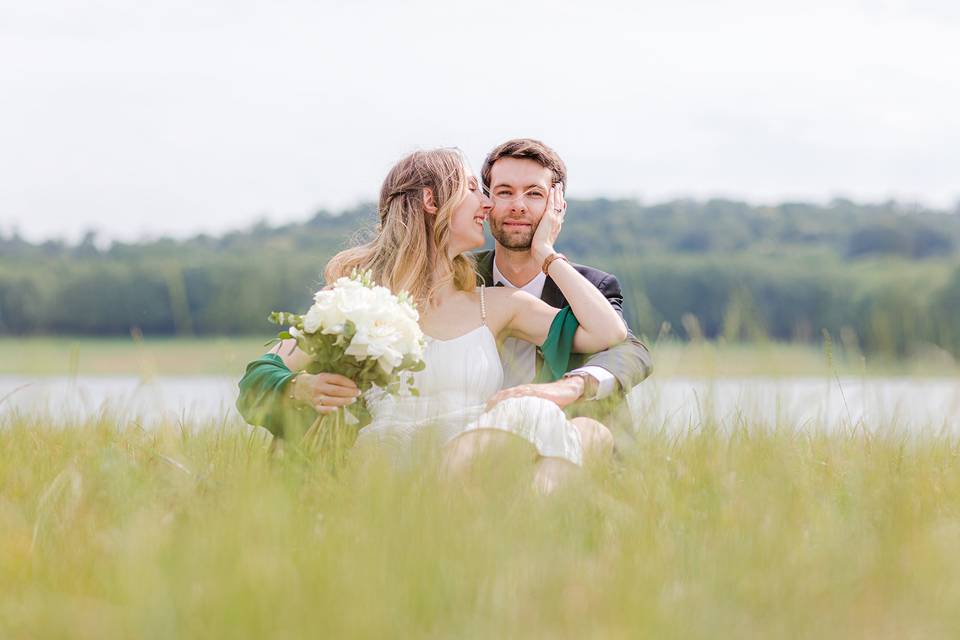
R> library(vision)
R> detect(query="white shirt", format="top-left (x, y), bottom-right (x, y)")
top-left (492, 258), bottom-right (617, 400)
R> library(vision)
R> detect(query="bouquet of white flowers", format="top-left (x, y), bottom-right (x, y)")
top-left (268, 269), bottom-right (426, 458)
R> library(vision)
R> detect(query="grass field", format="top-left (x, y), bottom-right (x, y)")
top-left (3, 336), bottom-right (958, 378)
top-left (3, 413), bottom-right (960, 638)
top-left (4, 338), bottom-right (960, 637)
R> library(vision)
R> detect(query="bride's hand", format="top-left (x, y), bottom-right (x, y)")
top-left (530, 184), bottom-right (566, 265)
top-left (291, 372), bottom-right (361, 414)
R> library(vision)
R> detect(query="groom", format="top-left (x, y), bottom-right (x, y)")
top-left (475, 138), bottom-right (652, 427)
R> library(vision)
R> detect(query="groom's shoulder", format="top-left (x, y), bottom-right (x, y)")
top-left (569, 259), bottom-right (619, 290)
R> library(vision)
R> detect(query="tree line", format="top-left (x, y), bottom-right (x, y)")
top-left (3, 198), bottom-right (960, 356)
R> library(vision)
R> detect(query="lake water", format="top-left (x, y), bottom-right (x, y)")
top-left (2, 375), bottom-right (959, 434)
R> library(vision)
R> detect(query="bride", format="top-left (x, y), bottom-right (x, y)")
top-left (265, 148), bottom-right (627, 490)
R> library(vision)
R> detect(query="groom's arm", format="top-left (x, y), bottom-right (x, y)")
top-left (569, 272), bottom-right (653, 398)
top-left (487, 270), bottom-right (652, 411)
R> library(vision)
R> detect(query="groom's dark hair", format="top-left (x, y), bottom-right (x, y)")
top-left (481, 138), bottom-right (567, 192)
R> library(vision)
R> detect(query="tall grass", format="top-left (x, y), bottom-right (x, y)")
top-left (3, 409), bottom-right (960, 638)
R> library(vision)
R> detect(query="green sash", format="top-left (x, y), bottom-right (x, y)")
top-left (236, 353), bottom-right (315, 438)
top-left (535, 306), bottom-right (580, 383)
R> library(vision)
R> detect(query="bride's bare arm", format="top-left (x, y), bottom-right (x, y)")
top-left (502, 277), bottom-right (626, 353)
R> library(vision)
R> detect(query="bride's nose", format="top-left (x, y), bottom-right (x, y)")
top-left (480, 192), bottom-right (493, 210)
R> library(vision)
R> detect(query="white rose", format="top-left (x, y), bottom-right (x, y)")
top-left (334, 285), bottom-right (375, 331)
top-left (395, 312), bottom-right (424, 350)
top-left (304, 290), bottom-right (348, 334)
top-left (302, 305), bottom-right (324, 334)
top-left (377, 347), bottom-right (403, 374)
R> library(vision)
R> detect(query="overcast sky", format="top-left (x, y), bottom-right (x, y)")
top-left (2, 0), bottom-right (959, 242)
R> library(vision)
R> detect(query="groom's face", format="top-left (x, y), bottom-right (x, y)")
top-left (486, 157), bottom-right (553, 251)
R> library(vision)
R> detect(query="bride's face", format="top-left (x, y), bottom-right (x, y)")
top-left (447, 170), bottom-right (492, 256)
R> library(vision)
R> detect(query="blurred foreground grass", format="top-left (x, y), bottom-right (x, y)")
top-left (3, 412), bottom-right (960, 638)
top-left (3, 336), bottom-right (958, 377)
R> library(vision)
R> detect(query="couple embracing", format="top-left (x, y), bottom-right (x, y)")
top-left (238, 139), bottom-right (652, 491)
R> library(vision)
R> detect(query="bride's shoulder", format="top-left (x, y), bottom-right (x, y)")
top-left (476, 284), bottom-right (514, 297)
top-left (477, 285), bottom-right (538, 309)
top-left (483, 284), bottom-right (533, 296)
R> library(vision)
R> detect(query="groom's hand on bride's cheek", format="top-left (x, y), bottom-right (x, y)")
top-left (485, 378), bottom-right (586, 411)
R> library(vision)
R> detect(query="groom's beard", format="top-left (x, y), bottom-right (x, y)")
top-left (489, 217), bottom-right (537, 250)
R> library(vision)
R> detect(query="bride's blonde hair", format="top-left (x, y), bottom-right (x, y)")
top-left (324, 148), bottom-right (477, 306)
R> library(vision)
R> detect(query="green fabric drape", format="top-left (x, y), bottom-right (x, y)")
top-left (236, 353), bottom-right (315, 438)
top-left (535, 306), bottom-right (580, 383)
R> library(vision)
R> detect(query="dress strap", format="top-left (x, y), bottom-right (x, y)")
top-left (479, 284), bottom-right (487, 326)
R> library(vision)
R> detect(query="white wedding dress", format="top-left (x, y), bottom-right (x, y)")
top-left (355, 286), bottom-right (584, 466)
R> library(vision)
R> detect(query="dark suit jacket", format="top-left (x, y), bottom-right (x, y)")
top-left (473, 251), bottom-right (653, 421)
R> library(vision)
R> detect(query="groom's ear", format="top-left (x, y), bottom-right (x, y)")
top-left (422, 188), bottom-right (438, 214)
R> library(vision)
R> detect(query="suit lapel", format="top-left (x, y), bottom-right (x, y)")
top-left (475, 250), bottom-right (495, 287)
top-left (540, 276), bottom-right (566, 308)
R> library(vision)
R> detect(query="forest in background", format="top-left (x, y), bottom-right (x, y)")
top-left (3, 198), bottom-right (960, 357)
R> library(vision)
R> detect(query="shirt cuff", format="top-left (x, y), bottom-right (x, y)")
top-left (567, 366), bottom-right (617, 400)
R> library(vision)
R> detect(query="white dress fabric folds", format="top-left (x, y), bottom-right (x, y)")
top-left (356, 318), bottom-right (583, 467)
